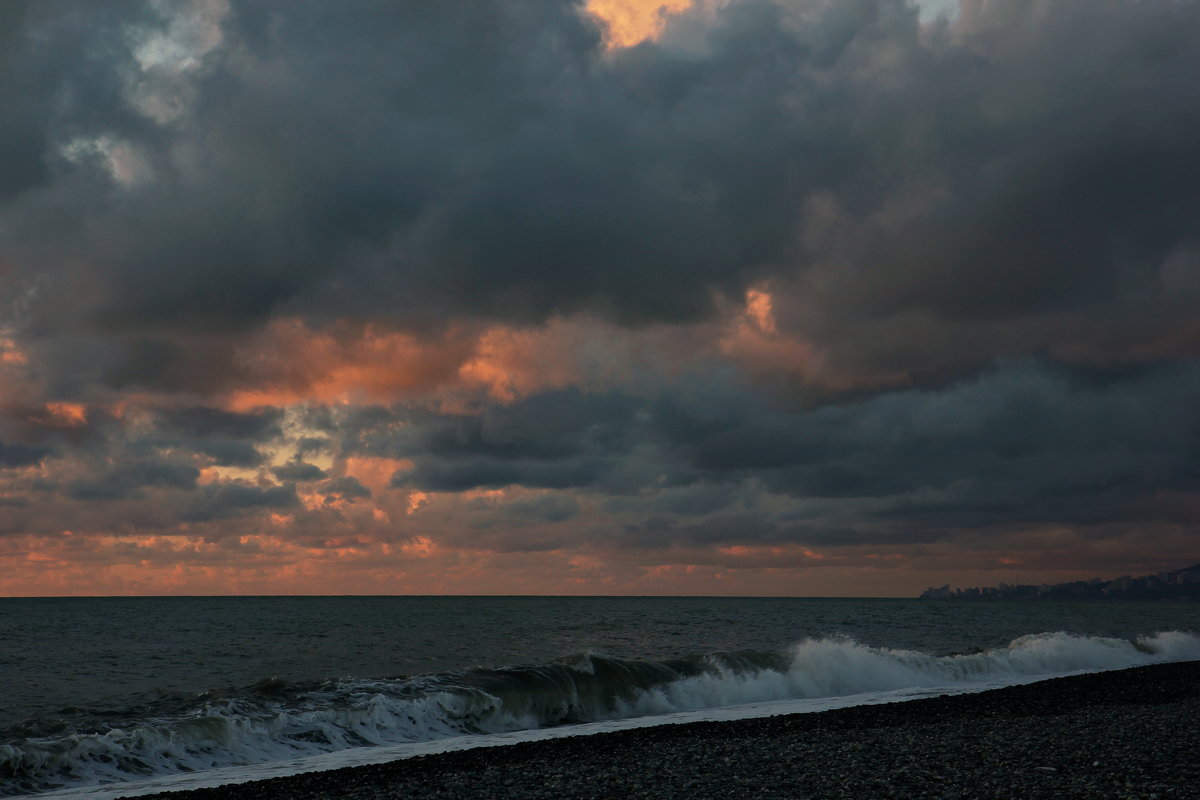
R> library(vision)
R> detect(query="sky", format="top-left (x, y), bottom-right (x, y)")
top-left (1, 0), bottom-right (1199, 597)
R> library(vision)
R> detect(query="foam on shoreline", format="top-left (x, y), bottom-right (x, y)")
top-left (35, 660), bottom-right (1200, 800)
top-left (22, 660), bottom-right (1183, 800)
top-left (12, 630), bottom-right (1200, 800)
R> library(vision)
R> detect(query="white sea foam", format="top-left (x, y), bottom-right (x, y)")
top-left (616, 630), bottom-right (1200, 717)
top-left (23, 683), bottom-right (1003, 800)
top-left (18, 630), bottom-right (1200, 800)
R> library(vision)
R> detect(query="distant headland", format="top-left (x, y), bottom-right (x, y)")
top-left (920, 563), bottom-right (1200, 601)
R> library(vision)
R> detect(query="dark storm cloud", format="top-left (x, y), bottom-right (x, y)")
top-left (403, 390), bottom-right (643, 461)
top-left (9, 0), bottom-right (802, 340)
top-left (3, 0), bottom-right (1200, 572)
top-left (185, 439), bottom-right (264, 467)
top-left (603, 482), bottom-right (750, 516)
top-left (4, 0), bottom-right (1199, 396)
top-left (295, 438), bottom-right (333, 458)
top-left (271, 461), bottom-right (327, 482)
top-left (179, 482), bottom-right (298, 522)
top-left (656, 359), bottom-right (1200, 526)
top-left (618, 513), bottom-right (779, 549)
top-left (321, 476), bottom-right (371, 502)
top-left (0, 1), bottom-right (162, 208)
top-left (363, 389), bottom-right (651, 491)
top-left (65, 458), bottom-right (200, 500)
top-left (129, 407), bottom-right (283, 467)
top-left (390, 457), bottom-right (613, 493)
top-left (156, 407), bottom-right (283, 441)
top-left (500, 494), bottom-right (581, 524)
top-left (0, 441), bottom-right (50, 468)
top-left (340, 390), bottom-right (641, 469)
top-left (0, 2), bottom-right (47, 203)
top-left (375, 358), bottom-right (1200, 542)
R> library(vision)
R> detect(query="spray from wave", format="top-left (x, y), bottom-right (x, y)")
top-left (4, 631), bottom-right (1197, 797)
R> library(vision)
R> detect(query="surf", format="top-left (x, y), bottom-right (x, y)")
top-left (7, 630), bottom-right (1199, 798)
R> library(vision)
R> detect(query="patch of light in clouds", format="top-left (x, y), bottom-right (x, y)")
top-left (914, 0), bottom-right (960, 22)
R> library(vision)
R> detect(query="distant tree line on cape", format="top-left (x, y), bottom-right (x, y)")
top-left (920, 564), bottom-right (1200, 601)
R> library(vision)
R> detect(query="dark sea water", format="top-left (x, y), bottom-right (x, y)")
top-left (3, 596), bottom-right (1199, 798)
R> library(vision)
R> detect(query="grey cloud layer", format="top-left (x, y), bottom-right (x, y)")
top-left (357, 358), bottom-right (1200, 546)
top-left (4, 0), bottom-right (1200, 394)
top-left (2, 0), bottom-right (1200, 570)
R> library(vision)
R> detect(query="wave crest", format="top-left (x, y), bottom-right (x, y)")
top-left (4, 630), bottom-right (1197, 796)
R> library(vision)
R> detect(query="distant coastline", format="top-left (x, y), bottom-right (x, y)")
top-left (920, 563), bottom-right (1200, 601)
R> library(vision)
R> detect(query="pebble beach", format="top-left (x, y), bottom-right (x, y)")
top-left (121, 660), bottom-right (1200, 800)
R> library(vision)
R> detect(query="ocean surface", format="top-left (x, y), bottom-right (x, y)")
top-left (3, 596), bottom-right (1199, 799)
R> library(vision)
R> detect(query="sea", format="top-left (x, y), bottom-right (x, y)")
top-left (3, 596), bottom-right (1199, 799)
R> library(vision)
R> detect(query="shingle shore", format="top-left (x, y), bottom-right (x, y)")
top-left (125, 661), bottom-right (1200, 800)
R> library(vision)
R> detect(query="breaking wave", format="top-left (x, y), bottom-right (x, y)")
top-left (4, 630), bottom-right (1198, 796)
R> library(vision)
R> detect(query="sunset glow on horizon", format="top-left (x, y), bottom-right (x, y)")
top-left (3, 0), bottom-right (1200, 597)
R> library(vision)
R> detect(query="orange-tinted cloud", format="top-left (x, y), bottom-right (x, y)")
top-left (341, 456), bottom-right (414, 498)
top-left (586, 0), bottom-right (693, 48)
top-left (221, 316), bottom-right (642, 411)
top-left (0, 334), bottom-right (34, 410)
top-left (220, 314), bottom-right (712, 412)
top-left (0, 335), bottom-right (26, 366)
top-left (457, 318), bottom-right (624, 402)
top-left (0, 517), bottom-right (1193, 597)
top-left (719, 288), bottom-right (819, 382)
top-left (223, 320), bottom-right (477, 410)
top-left (34, 402), bottom-right (88, 428)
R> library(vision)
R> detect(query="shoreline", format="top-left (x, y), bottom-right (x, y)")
top-left (116, 660), bottom-right (1200, 800)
